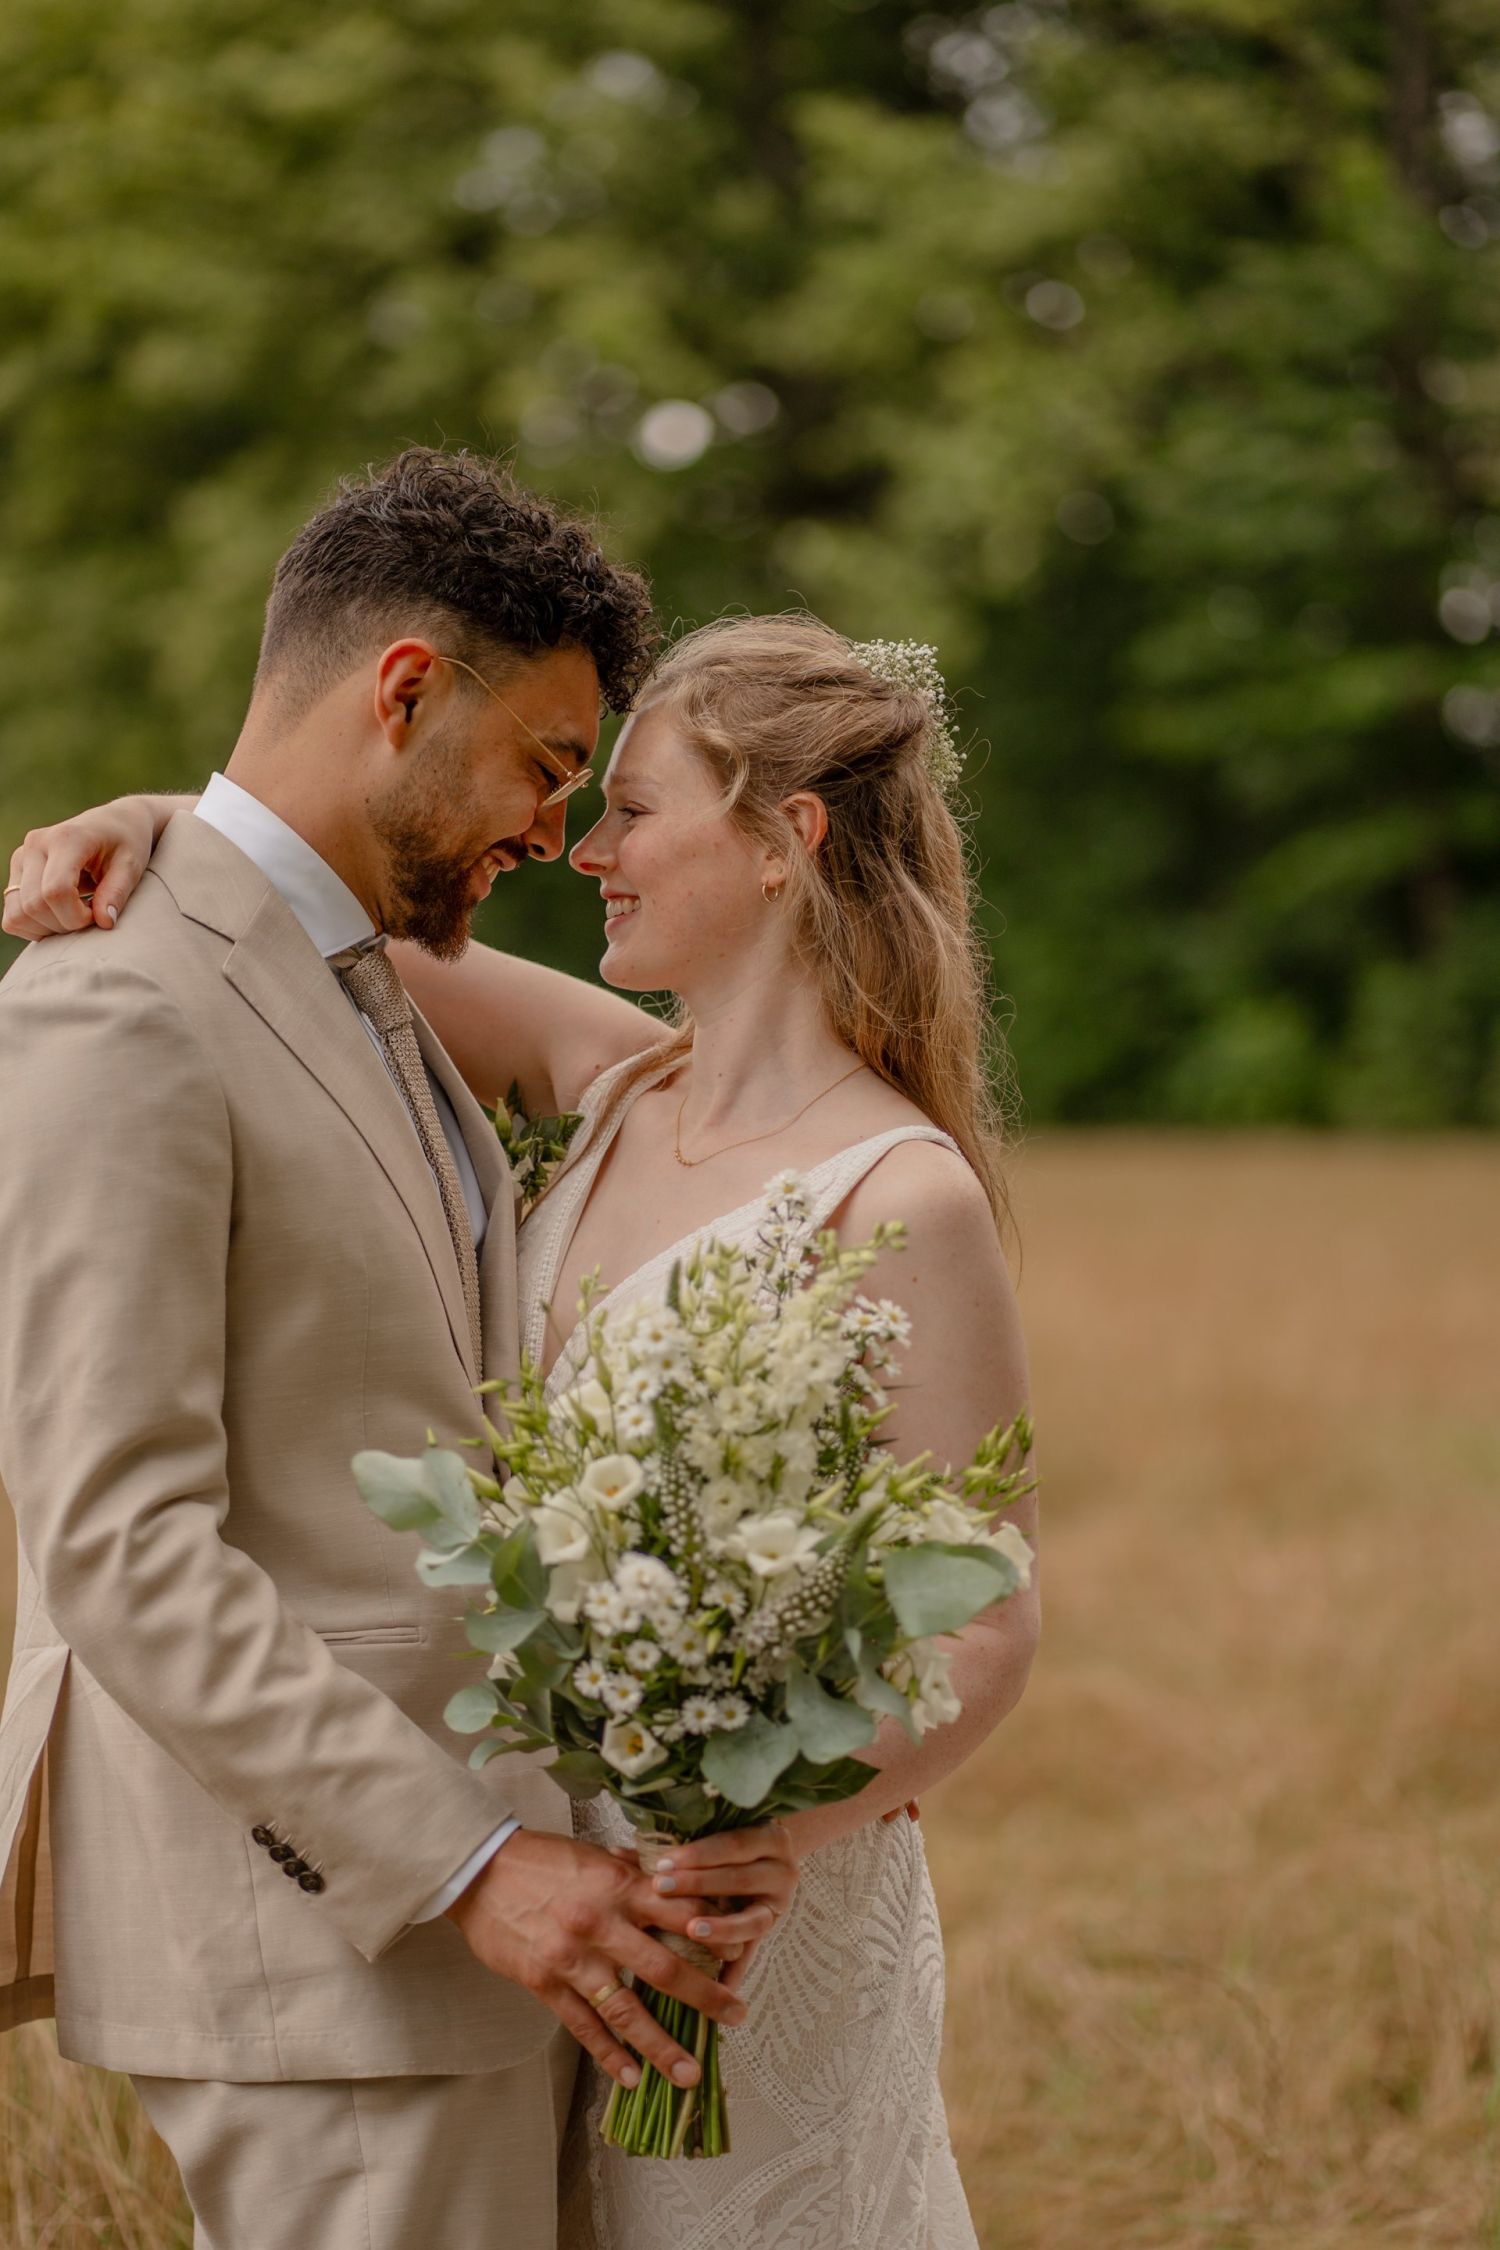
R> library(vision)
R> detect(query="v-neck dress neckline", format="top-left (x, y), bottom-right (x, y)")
top-left (514, 1053), bottom-right (964, 1398)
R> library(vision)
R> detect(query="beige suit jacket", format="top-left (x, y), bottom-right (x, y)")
top-left (0, 813), bottom-right (569, 2079)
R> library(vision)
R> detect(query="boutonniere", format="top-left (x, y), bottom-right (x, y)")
top-left (494, 1082), bottom-right (584, 1217)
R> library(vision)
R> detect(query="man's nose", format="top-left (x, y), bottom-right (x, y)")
top-left (524, 798), bottom-right (571, 863)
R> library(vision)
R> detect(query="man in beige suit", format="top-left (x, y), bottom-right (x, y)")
top-left (0, 449), bottom-right (794, 2247)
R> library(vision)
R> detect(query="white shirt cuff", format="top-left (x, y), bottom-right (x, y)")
top-left (410, 1817), bottom-right (522, 1922)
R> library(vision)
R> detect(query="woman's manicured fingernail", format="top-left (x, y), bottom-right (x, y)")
top-left (105, 905), bottom-right (119, 925)
top-left (655, 1874), bottom-right (676, 1893)
top-left (692, 1920), bottom-right (712, 1939)
top-left (621, 2065), bottom-right (640, 2088)
top-left (653, 1855), bottom-right (675, 1873)
top-left (672, 2060), bottom-right (700, 2086)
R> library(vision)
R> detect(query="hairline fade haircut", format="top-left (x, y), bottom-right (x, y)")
top-left (254, 445), bottom-right (658, 721)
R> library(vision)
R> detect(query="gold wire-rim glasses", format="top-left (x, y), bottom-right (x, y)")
top-left (432, 652), bottom-right (596, 810)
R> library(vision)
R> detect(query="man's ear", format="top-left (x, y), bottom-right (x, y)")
top-left (373, 640), bottom-right (443, 750)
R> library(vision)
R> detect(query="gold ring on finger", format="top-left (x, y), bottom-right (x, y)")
top-left (591, 1978), bottom-right (624, 2008)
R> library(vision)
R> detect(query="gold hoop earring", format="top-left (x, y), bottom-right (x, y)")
top-left (762, 880), bottom-right (783, 904)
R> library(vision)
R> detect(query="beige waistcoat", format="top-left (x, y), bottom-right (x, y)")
top-left (0, 814), bottom-right (568, 2079)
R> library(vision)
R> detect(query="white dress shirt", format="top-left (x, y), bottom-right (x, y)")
top-left (194, 776), bottom-right (519, 1918)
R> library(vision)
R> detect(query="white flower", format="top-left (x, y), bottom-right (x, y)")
top-left (986, 1519), bottom-right (1034, 1587)
top-left (699, 1475), bottom-right (754, 1538)
top-left (615, 1365), bottom-right (662, 1407)
top-left (487, 1650), bottom-right (521, 1682)
top-left (602, 1673), bottom-right (643, 1717)
top-left (615, 1401), bottom-right (658, 1450)
top-left (583, 1583), bottom-right (643, 1635)
top-left (623, 1638), bottom-right (659, 1676)
top-left (545, 1558), bottom-right (600, 1626)
top-left (554, 1377), bottom-right (612, 1430)
top-left (532, 1496), bottom-right (593, 1567)
top-left (601, 1718), bottom-right (668, 1779)
top-left (924, 1497), bottom-right (980, 1546)
top-left (580, 1455), bottom-right (646, 1513)
top-left (663, 1620), bottom-right (710, 1669)
top-left (729, 1512), bottom-right (825, 1580)
top-left (714, 1693), bottom-right (751, 1730)
top-left (680, 1695), bottom-right (719, 1734)
top-left (910, 1649), bottom-right (962, 1733)
top-left (616, 1552), bottom-right (687, 1615)
top-left (573, 1659), bottom-right (609, 1699)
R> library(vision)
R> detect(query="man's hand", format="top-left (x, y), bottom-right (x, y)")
top-left (3, 796), bottom-right (157, 939)
top-left (447, 1824), bottom-right (798, 2089)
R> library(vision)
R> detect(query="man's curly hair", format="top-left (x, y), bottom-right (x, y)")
top-left (256, 446), bottom-right (657, 716)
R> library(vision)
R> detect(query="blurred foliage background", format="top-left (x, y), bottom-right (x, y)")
top-left (2, 0), bottom-right (1498, 1124)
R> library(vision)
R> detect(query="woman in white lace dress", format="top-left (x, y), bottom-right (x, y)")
top-left (399, 615), bottom-right (1040, 2248)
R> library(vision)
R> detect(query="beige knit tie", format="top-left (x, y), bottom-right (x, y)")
top-left (338, 947), bottom-right (484, 1371)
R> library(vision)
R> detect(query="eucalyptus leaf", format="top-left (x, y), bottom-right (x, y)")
top-left (547, 1750), bottom-right (609, 1799)
top-left (421, 1446), bottom-right (483, 1538)
top-left (416, 1542), bottom-right (493, 1587)
top-left (786, 1662), bottom-right (877, 1763)
top-left (702, 1712), bottom-right (800, 1808)
top-left (853, 1659), bottom-right (920, 1743)
top-left (468, 1738), bottom-right (510, 1769)
top-left (465, 1607), bottom-right (545, 1656)
top-left (883, 1542), bottom-right (1015, 1639)
top-left (445, 1681), bottom-right (503, 1733)
top-left (489, 1523), bottom-right (548, 1610)
top-left (352, 1450), bottom-right (441, 1532)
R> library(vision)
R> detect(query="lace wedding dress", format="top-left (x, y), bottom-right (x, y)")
top-left (516, 1058), bottom-right (981, 2250)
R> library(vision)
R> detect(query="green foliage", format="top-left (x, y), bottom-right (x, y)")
top-left (2, 0), bottom-right (1498, 1122)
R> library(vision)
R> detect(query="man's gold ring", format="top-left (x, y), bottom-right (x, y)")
top-left (591, 1978), bottom-right (624, 2009)
top-left (2, 885), bottom-right (20, 897)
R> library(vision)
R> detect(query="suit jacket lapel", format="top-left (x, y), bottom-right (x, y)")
top-left (150, 817), bottom-right (479, 1384)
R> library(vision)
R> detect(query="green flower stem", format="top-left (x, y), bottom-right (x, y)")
top-left (598, 1985), bottom-right (730, 2160)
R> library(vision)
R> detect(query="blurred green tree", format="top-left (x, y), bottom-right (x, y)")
top-left (1, 0), bottom-right (1497, 1122)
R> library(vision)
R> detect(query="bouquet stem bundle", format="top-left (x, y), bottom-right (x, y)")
top-left (600, 1831), bottom-right (730, 2158)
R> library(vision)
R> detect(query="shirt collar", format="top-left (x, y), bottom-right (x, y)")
top-left (194, 773), bottom-right (376, 960)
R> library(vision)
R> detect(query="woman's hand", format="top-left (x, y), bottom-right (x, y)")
top-left (4, 795), bottom-right (171, 940)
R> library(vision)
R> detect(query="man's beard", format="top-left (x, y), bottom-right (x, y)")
top-left (369, 735), bottom-right (497, 960)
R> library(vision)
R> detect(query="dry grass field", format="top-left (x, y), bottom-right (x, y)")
top-left (2, 1134), bottom-right (1497, 2249)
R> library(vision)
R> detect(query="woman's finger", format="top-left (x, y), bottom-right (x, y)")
top-left (650, 1857), bottom-right (796, 1910)
top-left (680, 1903), bottom-right (773, 1948)
top-left (612, 1925), bottom-right (748, 2028)
top-left (657, 1822), bottom-right (793, 1871)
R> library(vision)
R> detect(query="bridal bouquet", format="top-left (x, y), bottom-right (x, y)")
top-left (354, 1176), bottom-right (1033, 2160)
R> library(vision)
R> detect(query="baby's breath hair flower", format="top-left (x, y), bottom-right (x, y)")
top-left (848, 637), bottom-right (964, 798)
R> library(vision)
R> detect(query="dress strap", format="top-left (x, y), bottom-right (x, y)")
top-left (799, 1124), bottom-right (967, 1236)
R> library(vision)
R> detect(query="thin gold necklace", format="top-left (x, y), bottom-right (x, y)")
top-left (673, 1061), bottom-right (868, 1169)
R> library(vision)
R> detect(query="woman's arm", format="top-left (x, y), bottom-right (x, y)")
top-left (3, 793), bottom-right (186, 939)
top-left (2, 795), bottom-right (664, 1120)
top-left (781, 1139), bottom-right (1040, 1857)
top-left (389, 941), bottom-right (667, 1120)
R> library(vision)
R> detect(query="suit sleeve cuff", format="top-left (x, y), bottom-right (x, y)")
top-left (410, 1817), bottom-right (523, 1922)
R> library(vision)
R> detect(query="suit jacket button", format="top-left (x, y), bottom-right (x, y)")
top-left (269, 1842), bottom-right (295, 1863)
top-left (298, 1870), bottom-right (325, 1894)
top-left (251, 1825), bottom-right (275, 1849)
top-left (283, 1858), bottom-right (308, 1879)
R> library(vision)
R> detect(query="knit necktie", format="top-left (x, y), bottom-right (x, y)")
top-left (337, 947), bottom-right (484, 1371)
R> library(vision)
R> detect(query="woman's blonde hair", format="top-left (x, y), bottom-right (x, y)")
top-left (594, 613), bottom-right (1016, 1232)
